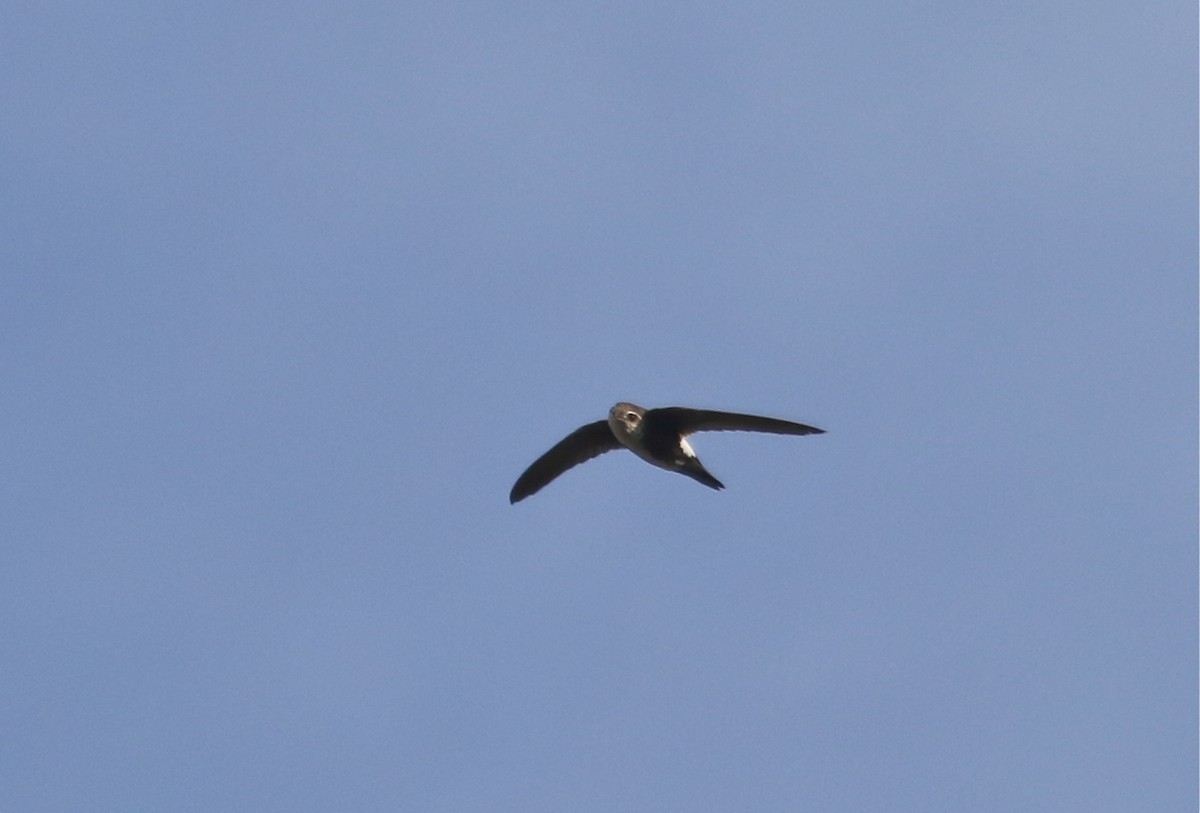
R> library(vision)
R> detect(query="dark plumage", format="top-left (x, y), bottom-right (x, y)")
top-left (509, 402), bottom-right (824, 503)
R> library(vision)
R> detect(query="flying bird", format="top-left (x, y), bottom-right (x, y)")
top-left (509, 402), bottom-right (824, 503)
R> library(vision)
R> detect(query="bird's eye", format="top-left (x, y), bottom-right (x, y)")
top-left (625, 412), bottom-right (639, 422)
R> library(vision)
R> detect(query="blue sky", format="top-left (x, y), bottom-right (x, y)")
top-left (2, 2), bottom-right (1195, 811)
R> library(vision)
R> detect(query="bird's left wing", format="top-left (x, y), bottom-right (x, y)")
top-left (509, 420), bottom-right (621, 503)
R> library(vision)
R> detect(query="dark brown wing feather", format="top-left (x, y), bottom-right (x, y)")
top-left (509, 420), bottom-right (620, 503)
top-left (647, 408), bottom-right (824, 437)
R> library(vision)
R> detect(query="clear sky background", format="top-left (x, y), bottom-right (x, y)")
top-left (2, 3), bottom-right (1195, 811)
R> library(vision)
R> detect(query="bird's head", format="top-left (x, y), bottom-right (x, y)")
top-left (608, 402), bottom-right (645, 441)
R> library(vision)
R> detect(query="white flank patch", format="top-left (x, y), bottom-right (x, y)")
top-left (679, 436), bottom-right (697, 458)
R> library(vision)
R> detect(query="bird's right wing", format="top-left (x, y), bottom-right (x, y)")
top-left (509, 421), bottom-right (621, 503)
top-left (650, 408), bottom-right (824, 437)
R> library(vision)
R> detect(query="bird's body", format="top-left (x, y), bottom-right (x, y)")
top-left (509, 402), bottom-right (824, 503)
